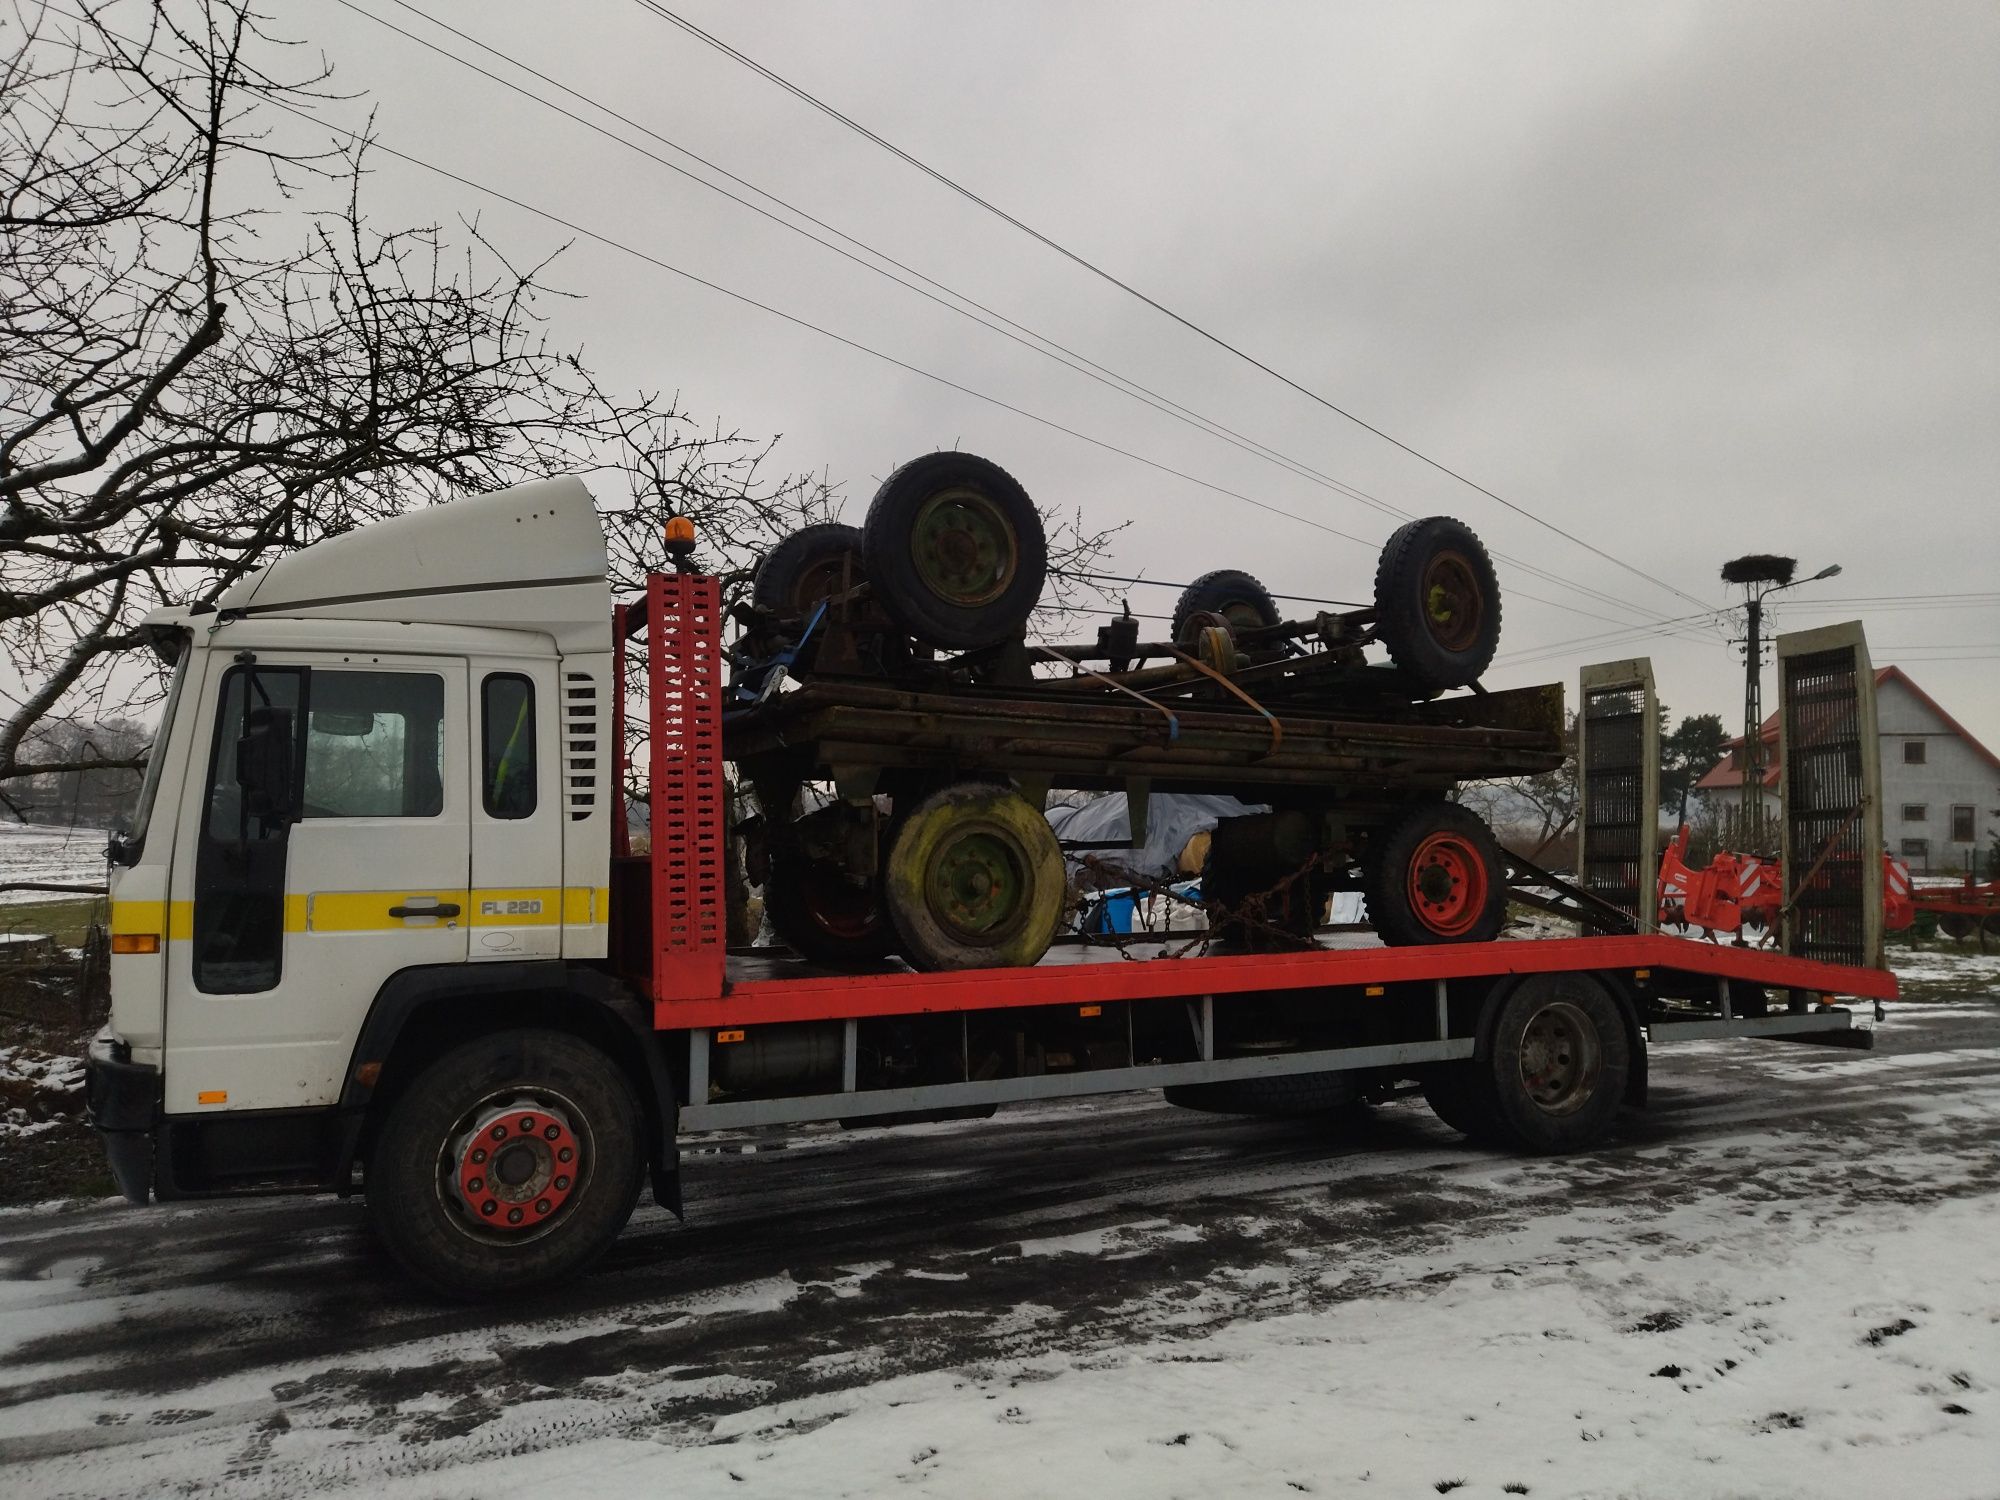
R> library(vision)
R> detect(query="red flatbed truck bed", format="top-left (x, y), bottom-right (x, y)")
top-left (614, 573), bottom-right (1897, 1140)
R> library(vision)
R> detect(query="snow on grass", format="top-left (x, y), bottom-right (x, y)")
top-left (0, 1044), bottom-right (84, 1142)
top-left (0, 823), bottom-right (109, 904)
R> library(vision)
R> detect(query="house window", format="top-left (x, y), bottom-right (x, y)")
top-left (1900, 838), bottom-right (1929, 865)
top-left (1952, 805), bottom-right (1976, 843)
top-left (1901, 804), bottom-right (1927, 822)
top-left (1904, 740), bottom-right (1927, 764)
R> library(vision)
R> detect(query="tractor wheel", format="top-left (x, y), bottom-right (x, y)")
top-left (764, 809), bottom-right (896, 963)
top-left (862, 452), bottom-right (1047, 650)
top-left (752, 523), bottom-right (867, 619)
top-left (367, 1029), bottom-right (646, 1298)
top-left (1372, 516), bottom-right (1502, 692)
top-left (1363, 802), bottom-right (1508, 946)
top-left (1938, 913), bottom-right (1975, 941)
top-left (1171, 569), bottom-right (1281, 644)
top-left (884, 781), bottom-right (1065, 971)
top-left (1478, 973), bottom-right (1630, 1153)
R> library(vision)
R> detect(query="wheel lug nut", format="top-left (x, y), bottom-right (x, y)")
top-left (481, 1200), bottom-right (498, 1216)
top-left (506, 1207), bottom-right (524, 1225)
top-left (467, 1176), bottom-right (484, 1193)
top-left (535, 1199), bottom-right (552, 1215)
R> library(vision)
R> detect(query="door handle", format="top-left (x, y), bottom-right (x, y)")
top-left (389, 901), bottom-right (461, 919)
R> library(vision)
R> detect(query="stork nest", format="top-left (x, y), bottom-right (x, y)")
top-left (1720, 554), bottom-right (1797, 586)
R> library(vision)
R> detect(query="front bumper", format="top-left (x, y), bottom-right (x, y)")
top-left (84, 1032), bottom-right (159, 1204)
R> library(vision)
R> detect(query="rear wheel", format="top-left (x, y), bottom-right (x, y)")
top-left (367, 1029), bottom-right (645, 1298)
top-left (1481, 974), bottom-right (1629, 1153)
top-left (752, 522), bottom-right (867, 619)
top-left (862, 452), bottom-right (1047, 650)
top-left (1938, 913), bottom-right (1975, 941)
top-left (1363, 802), bottom-right (1508, 946)
top-left (1373, 516), bottom-right (1502, 692)
top-left (1421, 1063), bottom-right (1503, 1141)
top-left (884, 781), bottom-right (1065, 971)
top-left (1171, 569), bottom-right (1281, 644)
top-left (764, 807), bottom-right (895, 962)
top-left (1164, 1071), bottom-right (1361, 1117)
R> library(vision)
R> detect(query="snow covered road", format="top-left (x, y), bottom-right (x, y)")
top-left (1, 951), bottom-right (1996, 1500)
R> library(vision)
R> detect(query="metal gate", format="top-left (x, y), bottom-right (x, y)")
top-left (1777, 623), bottom-right (1882, 970)
top-left (1577, 658), bottom-right (1659, 932)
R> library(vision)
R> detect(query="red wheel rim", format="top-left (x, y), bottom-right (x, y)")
top-left (1406, 831), bottom-right (1489, 937)
top-left (453, 1102), bottom-right (583, 1233)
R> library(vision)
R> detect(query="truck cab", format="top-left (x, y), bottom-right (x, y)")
top-left (89, 479), bottom-right (623, 1206)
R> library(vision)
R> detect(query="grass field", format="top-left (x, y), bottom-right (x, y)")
top-left (0, 895), bottom-right (103, 949)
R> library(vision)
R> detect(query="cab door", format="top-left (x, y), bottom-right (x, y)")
top-left (162, 653), bottom-right (470, 1114)
top-left (468, 657), bottom-right (564, 960)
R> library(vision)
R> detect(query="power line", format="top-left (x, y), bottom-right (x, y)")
top-left (628, 0), bottom-right (1718, 616)
top-left (339, 0), bottom-right (1685, 632)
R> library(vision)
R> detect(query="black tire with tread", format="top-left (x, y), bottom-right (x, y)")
top-left (1363, 801), bottom-right (1508, 946)
top-left (1372, 515), bottom-right (1502, 692)
top-left (861, 452), bottom-right (1047, 650)
top-left (752, 522), bottom-right (867, 619)
top-left (1170, 569), bottom-right (1281, 644)
top-left (1481, 973), bottom-right (1630, 1153)
top-left (763, 830), bottom-right (897, 963)
top-left (367, 1029), bottom-right (645, 1298)
top-left (1164, 1071), bottom-right (1361, 1117)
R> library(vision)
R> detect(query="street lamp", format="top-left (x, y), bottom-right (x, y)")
top-left (1719, 556), bottom-right (1843, 839)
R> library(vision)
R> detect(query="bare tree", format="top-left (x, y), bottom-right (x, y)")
top-left (0, 0), bottom-right (874, 814)
top-left (1459, 711), bottom-right (1580, 864)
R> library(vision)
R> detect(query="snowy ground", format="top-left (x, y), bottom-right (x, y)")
top-left (0, 824), bottom-right (109, 907)
top-left (0, 944), bottom-right (1995, 1499)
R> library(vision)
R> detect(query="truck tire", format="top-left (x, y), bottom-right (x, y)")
top-left (1420, 1063), bottom-right (1504, 1141)
top-left (367, 1029), bottom-right (645, 1298)
top-left (884, 781), bottom-right (1065, 971)
top-left (1479, 973), bottom-right (1629, 1153)
top-left (752, 522), bottom-right (867, 619)
top-left (1372, 516), bottom-right (1501, 692)
top-left (1163, 1071), bottom-right (1361, 1117)
top-left (1170, 569), bottom-right (1281, 644)
top-left (765, 843), bottom-right (896, 962)
top-left (1363, 802), bottom-right (1508, 946)
top-left (862, 452), bottom-right (1047, 650)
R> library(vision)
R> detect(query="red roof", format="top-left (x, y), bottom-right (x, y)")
top-left (1693, 666), bottom-right (2000, 789)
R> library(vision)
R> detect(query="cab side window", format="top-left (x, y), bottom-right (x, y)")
top-left (301, 671), bottom-right (445, 818)
top-left (481, 674), bottom-right (537, 819)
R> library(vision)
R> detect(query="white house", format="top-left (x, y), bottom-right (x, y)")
top-left (1692, 667), bottom-right (2000, 874)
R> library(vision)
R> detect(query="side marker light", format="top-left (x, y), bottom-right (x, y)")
top-left (111, 933), bottom-right (161, 955)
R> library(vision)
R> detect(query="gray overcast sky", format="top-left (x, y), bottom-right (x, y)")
top-left (279, 0), bottom-right (1998, 746)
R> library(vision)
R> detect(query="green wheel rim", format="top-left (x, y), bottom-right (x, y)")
top-left (926, 826), bottom-right (1030, 944)
top-left (911, 486), bottom-right (1018, 608)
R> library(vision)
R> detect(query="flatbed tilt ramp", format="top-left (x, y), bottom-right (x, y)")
top-left (617, 572), bottom-right (1898, 1136)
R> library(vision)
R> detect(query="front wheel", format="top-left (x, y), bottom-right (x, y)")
top-left (884, 781), bottom-right (1066, 971)
top-left (367, 1029), bottom-right (645, 1298)
top-left (1363, 802), bottom-right (1508, 946)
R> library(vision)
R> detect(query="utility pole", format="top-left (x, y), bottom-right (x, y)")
top-left (1741, 591), bottom-right (1765, 834)
top-left (1721, 556), bottom-right (1842, 847)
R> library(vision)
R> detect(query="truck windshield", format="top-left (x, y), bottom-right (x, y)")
top-left (114, 631), bottom-right (191, 863)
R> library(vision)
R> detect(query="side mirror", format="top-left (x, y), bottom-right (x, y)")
top-left (236, 706), bottom-right (298, 825)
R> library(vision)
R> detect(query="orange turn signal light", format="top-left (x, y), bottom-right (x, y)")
top-left (715, 1028), bottom-right (746, 1044)
top-left (1078, 1004), bottom-right (1102, 1018)
top-left (111, 933), bottom-right (161, 955)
